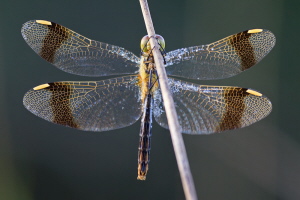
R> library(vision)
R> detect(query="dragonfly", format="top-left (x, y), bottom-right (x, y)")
top-left (22, 20), bottom-right (275, 180)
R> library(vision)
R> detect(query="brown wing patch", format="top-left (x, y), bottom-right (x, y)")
top-left (39, 22), bottom-right (70, 63)
top-left (45, 83), bottom-right (79, 128)
top-left (217, 88), bottom-right (250, 131)
top-left (229, 31), bottom-right (256, 71)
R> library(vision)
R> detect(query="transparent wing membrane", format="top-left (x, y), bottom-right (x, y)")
top-left (21, 20), bottom-right (140, 77)
top-left (22, 20), bottom-right (274, 134)
top-left (165, 29), bottom-right (275, 80)
top-left (154, 78), bottom-right (272, 134)
top-left (23, 75), bottom-right (142, 131)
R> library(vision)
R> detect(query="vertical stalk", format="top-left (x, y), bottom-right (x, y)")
top-left (139, 1), bottom-right (198, 199)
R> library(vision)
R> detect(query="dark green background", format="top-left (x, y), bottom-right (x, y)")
top-left (0, 0), bottom-right (298, 199)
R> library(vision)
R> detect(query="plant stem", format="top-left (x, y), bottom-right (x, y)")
top-left (139, 1), bottom-right (198, 199)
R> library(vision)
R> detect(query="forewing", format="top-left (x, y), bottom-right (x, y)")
top-left (165, 29), bottom-right (275, 80)
top-left (23, 75), bottom-right (142, 132)
top-left (154, 78), bottom-right (272, 134)
top-left (21, 20), bottom-right (140, 77)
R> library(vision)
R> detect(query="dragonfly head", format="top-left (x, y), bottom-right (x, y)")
top-left (140, 34), bottom-right (165, 52)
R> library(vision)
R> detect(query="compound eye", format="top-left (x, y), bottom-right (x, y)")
top-left (155, 34), bottom-right (165, 51)
top-left (140, 35), bottom-right (150, 52)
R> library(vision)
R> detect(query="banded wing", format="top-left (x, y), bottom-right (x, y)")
top-left (21, 20), bottom-right (140, 77)
top-left (165, 29), bottom-right (275, 80)
top-left (153, 78), bottom-right (272, 134)
top-left (23, 75), bottom-right (142, 131)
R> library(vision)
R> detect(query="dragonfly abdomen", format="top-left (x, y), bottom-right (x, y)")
top-left (137, 93), bottom-right (153, 180)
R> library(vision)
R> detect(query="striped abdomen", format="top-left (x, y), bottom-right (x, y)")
top-left (137, 93), bottom-right (153, 180)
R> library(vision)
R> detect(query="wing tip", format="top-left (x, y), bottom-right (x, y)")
top-left (33, 83), bottom-right (50, 90)
top-left (246, 89), bottom-right (262, 96)
top-left (35, 20), bottom-right (52, 26)
top-left (247, 29), bottom-right (263, 34)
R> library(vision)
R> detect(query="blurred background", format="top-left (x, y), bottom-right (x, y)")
top-left (0, 0), bottom-right (298, 199)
